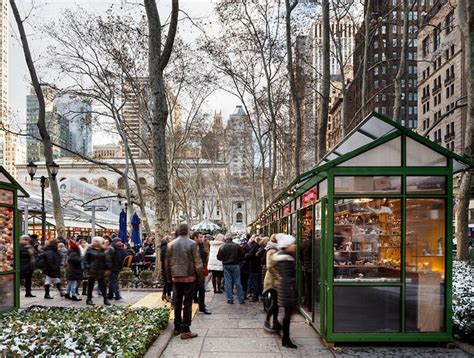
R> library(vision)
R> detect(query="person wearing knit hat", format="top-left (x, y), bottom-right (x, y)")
top-left (84, 236), bottom-right (111, 306)
top-left (273, 234), bottom-right (298, 349)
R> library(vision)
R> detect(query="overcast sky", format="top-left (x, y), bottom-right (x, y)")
top-left (9, 0), bottom-right (239, 145)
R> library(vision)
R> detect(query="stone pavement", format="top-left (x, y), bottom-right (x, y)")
top-left (20, 287), bottom-right (151, 308)
top-left (161, 291), bottom-right (470, 358)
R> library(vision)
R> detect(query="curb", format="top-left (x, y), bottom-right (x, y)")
top-left (144, 323), bottom-right (174, 358)
top-left (454, 339), bottom-right (474, 355)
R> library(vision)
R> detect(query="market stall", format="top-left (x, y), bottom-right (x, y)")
top-left (251, 112), bottom-right (472, 343)
top-left (0, 166), bottom-right (28, 313)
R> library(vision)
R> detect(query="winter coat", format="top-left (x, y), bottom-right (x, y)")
top-left (217, 242), bottom-right (244, 266)
top-left (263, 247), bottom-right (278, 292)
top-left (245, 242), bottom-right (262, 273)
top-left (58, 247), bottom-right (68, 267)
top-left (197, 243), bottom-right (208, 265)
top-left (300, 239), bottom-right (312, 272)
top-left (108, 246), bottom-right (127, 273)
top-left (165, 236), bottom-right (204, 283)
top-left (66, 248), bottom-right (83, 281)
top-left (38, 246), bottom-right (62, 278)
top-left (207, 240), bottom-right (223, 271)
top-left (274, 250), bottom-right (297, 308)
top-left (160, 239), bottom-right (168, 263)
top-left (19, 244), bottom-right (35, 274)
top-left (84, 246), bottom-right (111, 278)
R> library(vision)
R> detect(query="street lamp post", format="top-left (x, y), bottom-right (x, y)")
top-left (26, 161), bottom-right (59, 245)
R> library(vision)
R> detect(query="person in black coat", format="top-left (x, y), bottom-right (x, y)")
top-left (65, 241), bottom-right (83, 301)
top-left (36, 239), bottom-right (63, 299)
top-left (107, 239), bottom-right (127, 300)
top-left (20, 235), bottom-right (36, 297)
top-left (84, 237), bottom-right (111, 306)
top-left (274, 235), bottom-right (298, 349)
top-left (245, 238), bottom-right (262, 302)
top-left (160, 236), bottom-right (172, 301)
top-left (300, 235), bottom-right (313, 311)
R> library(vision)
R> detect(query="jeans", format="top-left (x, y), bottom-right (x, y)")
top-left (250, 271), bottom-right (262, 300)
top-left (108, 272), bottom-right (121, 298)
top-left (66, 280), bottom-right (78, 297)
top-left (223, 264), bottom-right (244, 303)
top-left (174, 281), bottom-right (196, 333)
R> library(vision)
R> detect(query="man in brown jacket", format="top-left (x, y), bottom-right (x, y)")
top-left (165, 224), bottom-right (204, 339)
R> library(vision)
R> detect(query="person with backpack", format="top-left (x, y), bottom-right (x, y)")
top-left (65, 241), bottom-right (83, 301)
top-left (36, 239), bottom-right (63, 299)
top-left (107, 238), bottom-right (127, 300)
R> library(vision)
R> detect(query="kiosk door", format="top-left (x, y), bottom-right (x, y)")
top-left (313, 202), bottom-right (322, 327)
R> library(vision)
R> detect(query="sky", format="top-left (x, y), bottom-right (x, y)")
top-left (8, 0), bottom-right (239, 145)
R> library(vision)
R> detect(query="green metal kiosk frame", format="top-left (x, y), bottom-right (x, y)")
top-left (251, 113), bottom-right (472, 343)
top-left (0, 166), bottom-right (29, 313)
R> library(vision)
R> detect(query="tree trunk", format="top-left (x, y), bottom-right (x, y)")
top-left (10, 0), bottom-right (65, 237)
top-left (286, 0), bottom-right (302, 177)
top-left (392, 0), bottom-right (409, 123)
top-left (361, 0), bottom-right (371, 115)
top-left (144, 0), bottom-right (179, 278)
top-left (317, 0), bottom-right (330, 161)
top-left (456, 0), bottom-right (474, 261)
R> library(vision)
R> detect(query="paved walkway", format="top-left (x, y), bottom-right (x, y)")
top-left (161, 292), bottom-right (470, 358)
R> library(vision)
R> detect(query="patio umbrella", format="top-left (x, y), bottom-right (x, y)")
top-left (118, 209), bottom-right (128, 243)
top-left (131, 212), bottom-right (142, 247)
top-left (191, 219), bottom-right (221, 232)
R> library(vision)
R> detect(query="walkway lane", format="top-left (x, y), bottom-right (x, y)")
top-left (161, 291), bottom-right (333, 358)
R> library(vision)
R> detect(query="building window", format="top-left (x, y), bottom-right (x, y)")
top-left (446, 12), bottom-right (454, 34)
top-left (422, 37), bottom-right (429, 57)
top-left (237, 202), bottom-right (242, 209)
top-left (433, 27), bottom-right (441, 51)
top-left (236, 212), bottom-right (243, 223)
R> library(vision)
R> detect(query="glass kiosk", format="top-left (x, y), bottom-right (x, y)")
top-left (251, 112), bottom-right (472, 343)
top-left (0, 166), bottom-right (28, 313)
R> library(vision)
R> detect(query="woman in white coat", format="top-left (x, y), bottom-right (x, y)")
top-left (208, 234), bottom-right (224, 293)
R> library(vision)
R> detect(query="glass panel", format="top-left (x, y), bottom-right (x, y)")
top-left (335, 176), bottom-right (401, 194)
top-left (319, 179), bottom-right (328, 197)
top-left (0, 189), bottom-right (13, 205)
top-left (0, 274), bottom-right (15, 311)
top-left (337, 131), bottom-right (372, 155)
top-left (405, 199), bottom-right (445, 332)
top-left (334, 199), bottom-right (401, 282)
top-left (281, 217), bottom-right (289, 234)
top-left (300, 206), bottom-right (313, 315)
top-left (406, 176), bottom-right (446, 194)
top-left (340, 137), bottom-right (401, 167)
top-left (313, 204), bottom-right (322, 326)
top-left (334, 286), bottom-right (400, 332)
top-left (360, 116), bottom-right (397, 137)
top-left (0, 207), bottom-right (14, 272)
top-left (406, 137), bottom-right (447, 166)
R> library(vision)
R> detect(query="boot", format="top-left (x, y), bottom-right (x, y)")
top-left (64, 293), bottom-right (71, 299)
top-left (71, 296), bottom-right (82, 301)
top-left (86, 299), bottom-right (95, 306)
top-left (55, 283), bottom-right (64, 297)
top-left (25, 290), bottom-right (36, 298)
top-left (103, 298), bottom-right (111, 306)
top-left (44, 285), bottom-right (53, 299)
top-left (282, 322), bottom-right (297, 348)
top-left (272, 319), bottom-right (282, 331)
top-left (282, 338), bottom-right (297, 349)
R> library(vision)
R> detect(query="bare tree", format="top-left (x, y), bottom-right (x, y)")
top-left (456, 0), bottom-right (473, 261)
top-left (10, 0), bottom-right (66, 237)
top-left (144, 0), bottom-right (179, 277)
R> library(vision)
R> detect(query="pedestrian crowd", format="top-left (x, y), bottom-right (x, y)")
top-left (19, 233), bottom-right (144, 306)
top-left (164, 224), bottom-right (298, 348)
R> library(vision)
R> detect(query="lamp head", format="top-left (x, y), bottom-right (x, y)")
top-left (48, 161), bottom-right (59, 179)
top-left (26, 161), bottom-right (37, 180)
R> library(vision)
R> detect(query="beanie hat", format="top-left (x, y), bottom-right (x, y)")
top-left (91, 236), bottom-right (104, 245)
top-left (277, 234), bottom-right (296, 249)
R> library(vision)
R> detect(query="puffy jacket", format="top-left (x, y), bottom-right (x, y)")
top-left (217, 242), bottom-right (244, 265)
top-left (84, 247), bottom-right (111, 278)
top-left (263, 247), bottom-right (278, 292)
top-left (274, 250), bottom-right (297, 308)
top-left (38, 246), bottom-right (62, 278)
top-left (165, 236), bottom-right (204, 283)
top-left (20, 244), bottom-right (35, 274)
top-left (108, 246), bottom-right (127, 273)
top-left (66, 248), bottom-right (83, 281)
top-left (207, 240), bottom-right (223, 271)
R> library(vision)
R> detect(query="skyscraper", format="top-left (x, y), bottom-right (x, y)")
top-left (0, 0), bottom-right (14, 175)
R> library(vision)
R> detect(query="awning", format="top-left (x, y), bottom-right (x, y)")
top-left (97, 222), bottom-right (119, 230)
top-left (46, 218), bottom-right (92, 229)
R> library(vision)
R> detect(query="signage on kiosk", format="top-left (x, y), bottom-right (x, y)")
top-left (301, 186), bottom-right (318, 207)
